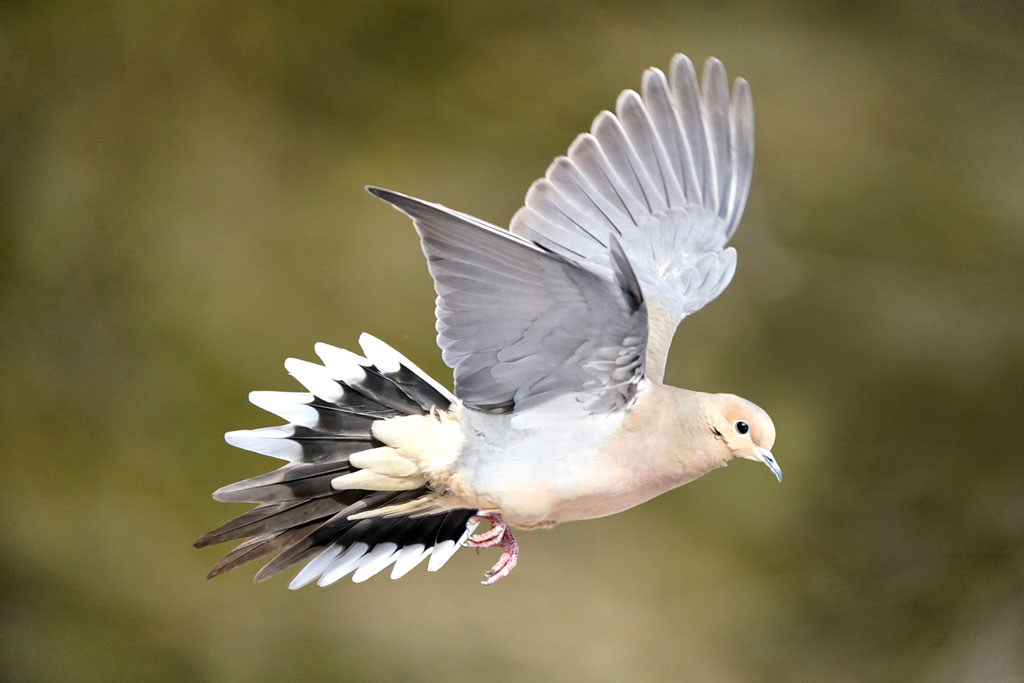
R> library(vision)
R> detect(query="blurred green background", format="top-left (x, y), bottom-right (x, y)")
top-left (2, 1), bottom-right (1022, 681)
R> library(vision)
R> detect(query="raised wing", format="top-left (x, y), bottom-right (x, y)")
top-left (509, 55), bottom-right (753, 380)
top-left (368, 187), bottom-right (647, 423)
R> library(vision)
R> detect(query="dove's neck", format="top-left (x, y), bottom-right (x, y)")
top-left (600, 382), bottom-right (726, 485)
top-left (643, 305), bottom-right (678, 384)
top-left (519, 382), bottom-right (728, 525)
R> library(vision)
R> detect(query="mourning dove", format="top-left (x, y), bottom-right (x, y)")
top-left (196, 54), bottom-right (780, 587)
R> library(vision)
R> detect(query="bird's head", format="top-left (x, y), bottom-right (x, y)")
top-left (707, 393), bottom-right (780, 482)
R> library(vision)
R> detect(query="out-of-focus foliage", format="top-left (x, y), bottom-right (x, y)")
top-left (2, 1), bottom-right (1022, 681)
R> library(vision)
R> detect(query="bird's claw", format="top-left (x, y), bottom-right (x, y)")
top-left (465, 517), bottom-right (507, 548)
top-left (464, 514), bottom-right (519, 585)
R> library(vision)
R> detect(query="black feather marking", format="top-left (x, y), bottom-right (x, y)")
top-left (375, 363), bottom-right (452, 412)
top-left (344, 364), bottom-right (428, 415)
top-left (432, 510), bottom-right (476, 547)
top-left (302, 409), bottom-right (376, 438)
top-left (313, 392), bottom-right (396, 419)
top-left (212, 460), bottom-right (362, 504)
top-left (284, 426), bottom-right (381, 463)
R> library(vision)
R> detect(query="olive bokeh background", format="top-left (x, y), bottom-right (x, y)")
top-left (2, 2), bottom-right (1022, 681)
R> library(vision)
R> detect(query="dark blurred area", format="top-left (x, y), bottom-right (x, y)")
top-left (2, 1), bottom-right (1022, 681)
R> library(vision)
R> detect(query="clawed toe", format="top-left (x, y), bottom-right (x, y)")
top-left (481, 545), bottom-right (518, 586)
top-left (464, 513), bottom-right (520, 585)
top-left (465, 514), bottom-right (507, 547)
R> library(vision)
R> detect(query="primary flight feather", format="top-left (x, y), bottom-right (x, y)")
top-left (197, 54), bottom-right (779, 587)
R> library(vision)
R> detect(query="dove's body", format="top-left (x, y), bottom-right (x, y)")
top-left (376, 382), bottom-right (723, 530)
top-left (197, 54), bottom-right (780, 587)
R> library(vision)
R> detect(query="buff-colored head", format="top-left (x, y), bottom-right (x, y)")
top-left (707, 393), bottom-right (780, 482)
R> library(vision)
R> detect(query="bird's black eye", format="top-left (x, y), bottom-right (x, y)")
top-left (734, 420), bottom-right (750, 435)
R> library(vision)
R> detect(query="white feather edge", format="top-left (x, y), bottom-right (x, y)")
top-left (224, 426), bottom-right (303, 461)
top-left (351, 543), bottom-right (400, 583)
top-left (426, 540), bottom-right (458, 572)
top-left (284, 358), bottom-right (344, 402)
top-left (289, 520), bottom-right (479, 588)
top-left (427, 522), bottom-right (477, 572)
top-left (289, 544), bottom-right (344, 590)
top-left (318, 543), bottom-right (370, 586)
top-left (390, 544), bottom-right (431, 579)
top-left (248, 391), bottom-right (318, 426)
top-left (314, 342), bottom-right (369, 385)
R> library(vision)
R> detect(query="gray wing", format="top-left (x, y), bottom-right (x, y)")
top-left (368, 188), bottom-right (647, 423)
top-left (509, 55), bottom-right (753, 380)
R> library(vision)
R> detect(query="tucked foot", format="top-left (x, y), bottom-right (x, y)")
top-left (465, 514), bottom-right (507, 548)
top-left (464, 514), bottom-right (519, 585)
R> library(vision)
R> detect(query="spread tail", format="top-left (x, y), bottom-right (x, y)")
top-left (195, 334), bottom-right (477, 587)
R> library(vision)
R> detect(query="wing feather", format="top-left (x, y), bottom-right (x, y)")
top-left (369, 187), bottom-right (647, 418)
top-left (509, 54), bottom-right (755, 380)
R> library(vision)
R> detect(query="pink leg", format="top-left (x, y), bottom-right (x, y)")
top-left (464, 514), bottom-right (520, 586)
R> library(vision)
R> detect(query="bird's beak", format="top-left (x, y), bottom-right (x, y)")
top-left (757, 447), bottom-right (782, 483)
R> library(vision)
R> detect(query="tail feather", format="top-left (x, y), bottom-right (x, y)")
top-left (247, 395), bottom-right (378, 437)
top-left (284, 508), bottom-right (476, 588)
top-left (356, 334), bottom-right (455, 410)
top-left (282, 359), bottom-right (400, 419)
top-left (197, 334), bottom-right (474, 587)
top-left (205, 523), bottom-right (320, 579)
top-left (211, 460), bottom-right (359, 504)
top-left (195, 495), bottom-right (353, 547)
top-left (224, 423), bottom-right (379, 462)
top-left (251, 491), bottom-right (400, 583)
top-left (313, 342), bottom-right (433, 414)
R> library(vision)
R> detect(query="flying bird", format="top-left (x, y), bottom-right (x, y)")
top-left (196, 54), bottom-right (780, 587)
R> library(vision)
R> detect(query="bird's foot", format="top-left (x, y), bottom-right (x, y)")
top-left (464, 514), bottom-right (519, 586)
top-left (465, 514), bottom-right (507, 548)
top-left (480, 532), bottom-right (518, 586)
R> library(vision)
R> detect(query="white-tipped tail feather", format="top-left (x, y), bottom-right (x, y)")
top-left (223, 426), bottom-right (305, 462)
top-left (248, 391), bottom-right (320, 427)
top-left (283, 358), bottom-right (345, 403)
top-left (389, 544), bottom-right (431, 579)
